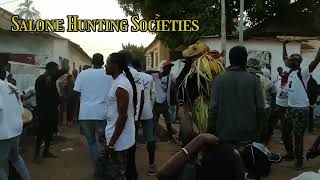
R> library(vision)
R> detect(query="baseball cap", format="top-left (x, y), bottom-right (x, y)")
top-left (161, 60), bottom-right (174, 68)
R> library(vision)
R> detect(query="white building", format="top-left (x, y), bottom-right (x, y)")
top-left (0, 7), bottom-right (91, 90)
top-left (200, 36), bottom-right (320, 83)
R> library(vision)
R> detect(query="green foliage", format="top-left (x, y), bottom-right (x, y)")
top-left (122, 43), bottom-right (146, 70)
top-left (118, 0), bottom-right (320, 48)
top-left (15, 0), bottom-right (40, 20)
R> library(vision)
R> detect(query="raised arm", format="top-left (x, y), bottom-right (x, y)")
top-left (309, 48), bottom-right (320, 73)
top-left (283, 41), bottom-right (289, 67)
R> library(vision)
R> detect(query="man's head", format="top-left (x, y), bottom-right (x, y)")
top-left (62, 59), bottom-right (70, 72)
top-left (160, 60), bottom-right (174, 77)
top-left (277, 67), bottom-right (283, 75)
top-left (92, 53), bottom-right (104, 68)
top-left (46, 62), bottom-right (59, 76)
top-left (229, 46), bottom-right (248, 68)
top-left (288, 54), bottom-right (302, 69)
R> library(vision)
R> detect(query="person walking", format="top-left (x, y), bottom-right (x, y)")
top-left (282, 41), bottom-right (320, 170)
top-left (104, 52), bottom-right (137, 180)
top-left (73, 53), bottom-right (113, 179)
top-left (64, 74), bottom-right (76, 126)
top-left (0, 57), bottom-right (30, 180)
top-left (34, 62), bottom-right (68, 161)
top-left (207, 46), bottom-right (266, 180)
top-left (148, 60), bottom-right (177, 143)
top-left (139, 71), bottom-right (158, 175)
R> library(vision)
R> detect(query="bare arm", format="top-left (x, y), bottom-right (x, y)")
top-left (109, 88), bottom-right (129, 147)
top-left (309, 48), bottom-right (320, 73)
top-left (157, 134), bottom-right (219, 180)
top-left (283, 41), bottom-right (289, 67)
top-left (138, 90), bottom-right (144, 120)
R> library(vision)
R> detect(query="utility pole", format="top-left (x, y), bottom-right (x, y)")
top-left (221, 0), bottom-right (226, 66)
top-left (239, 0), bottom-right (244, 45)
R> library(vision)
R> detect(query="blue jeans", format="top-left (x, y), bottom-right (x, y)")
top-left (79, 120), bottom-right (107, 172)
top-left (0, 136), bottom-right (30, 180)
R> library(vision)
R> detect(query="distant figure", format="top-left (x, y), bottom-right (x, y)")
top-left (72, 62), bottom-right (79, 79)
top-left (64, 74), bottom-right (76, 126)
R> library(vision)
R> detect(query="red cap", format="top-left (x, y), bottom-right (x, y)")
top-left (161, 60), bottom-right (174, 68)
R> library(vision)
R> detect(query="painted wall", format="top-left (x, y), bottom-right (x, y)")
top-left (200, 38), bottom-right (302, 82)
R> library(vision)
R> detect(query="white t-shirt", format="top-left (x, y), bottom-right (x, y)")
top-left (275, 80), bottom-right (289, 107)
top-left (140, 72), bottom-right (153, 120)
top-left (74, 68), bottom-right (113, 120)
top-left (105, 74), bottom-right (135, 151)
top-left (129, 67), bottom-right (144, 121)
top-left (288, 67), bottom-right (311, 108)
top-left (0, 80), bottom-right (24, 140)
top-left (152, 73), bottom-right (175, 104)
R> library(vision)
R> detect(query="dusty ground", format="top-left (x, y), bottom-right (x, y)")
top-left (16, 122), bottom-right (320, 180)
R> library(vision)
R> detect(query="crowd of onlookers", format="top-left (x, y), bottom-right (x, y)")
top-left (1, 40), bottom-right (320, 180)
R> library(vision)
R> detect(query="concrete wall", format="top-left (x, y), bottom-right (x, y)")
top-left (0, 31), bottom-right (91, 90)
top-left (0, 31), bottom-right (54, 65)
top-left (200, 38), bottom-right (301, 82)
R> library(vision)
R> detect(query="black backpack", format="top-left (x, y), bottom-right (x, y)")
top-left (297, 70), bottom-right (320, 105)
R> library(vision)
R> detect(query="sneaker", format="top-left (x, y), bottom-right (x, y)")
top-left (295, 159), bottom-right (304, 170)
top-left (283, 153), bottom-right (295, 161)
top-left (43, 152), bottom-right (58, 159)
top-left (146, 164), bottom-right (157, 176)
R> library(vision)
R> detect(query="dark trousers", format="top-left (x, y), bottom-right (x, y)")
top-left (66, 102), bottom-right (75, 123)
top-left (125, 144), bottom-right (138, 180)
top-left (153, 103), bottom-right (173, 138)
top-left (34, 108), bottom-right (58, 157)
top-left (282, 107), bottom-right (309, 160)
top-left (309, 106), bottom-right (314, 133)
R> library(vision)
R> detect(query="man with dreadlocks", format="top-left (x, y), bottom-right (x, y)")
top-left (104, 52), bottom-right (137, 180)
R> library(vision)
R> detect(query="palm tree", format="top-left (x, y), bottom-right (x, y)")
top-left (15, 0), bottom-right (40, 20)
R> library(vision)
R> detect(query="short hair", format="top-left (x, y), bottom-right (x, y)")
top-left (46, 62), bottom-right (58, 70)
top-left (92, 53), bottom-right (104, 66)
top-left (229, 46), bottom-right (248, 67)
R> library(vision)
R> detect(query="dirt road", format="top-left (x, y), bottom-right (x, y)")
top-left (20, 125), bottom-right (320, 180)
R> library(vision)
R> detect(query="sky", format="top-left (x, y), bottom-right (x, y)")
top-left (0, 0), bottom-right (155, 57)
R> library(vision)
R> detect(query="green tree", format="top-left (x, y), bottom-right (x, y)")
top-left (15, 0), bottom-right (40, 20)
top-left (118, 0), bottom-right (320, 48)
top-left (122, 43), bottom-right (146, 70)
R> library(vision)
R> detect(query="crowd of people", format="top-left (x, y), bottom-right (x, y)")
top-left (1, 40), bottom-right (320, 180)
